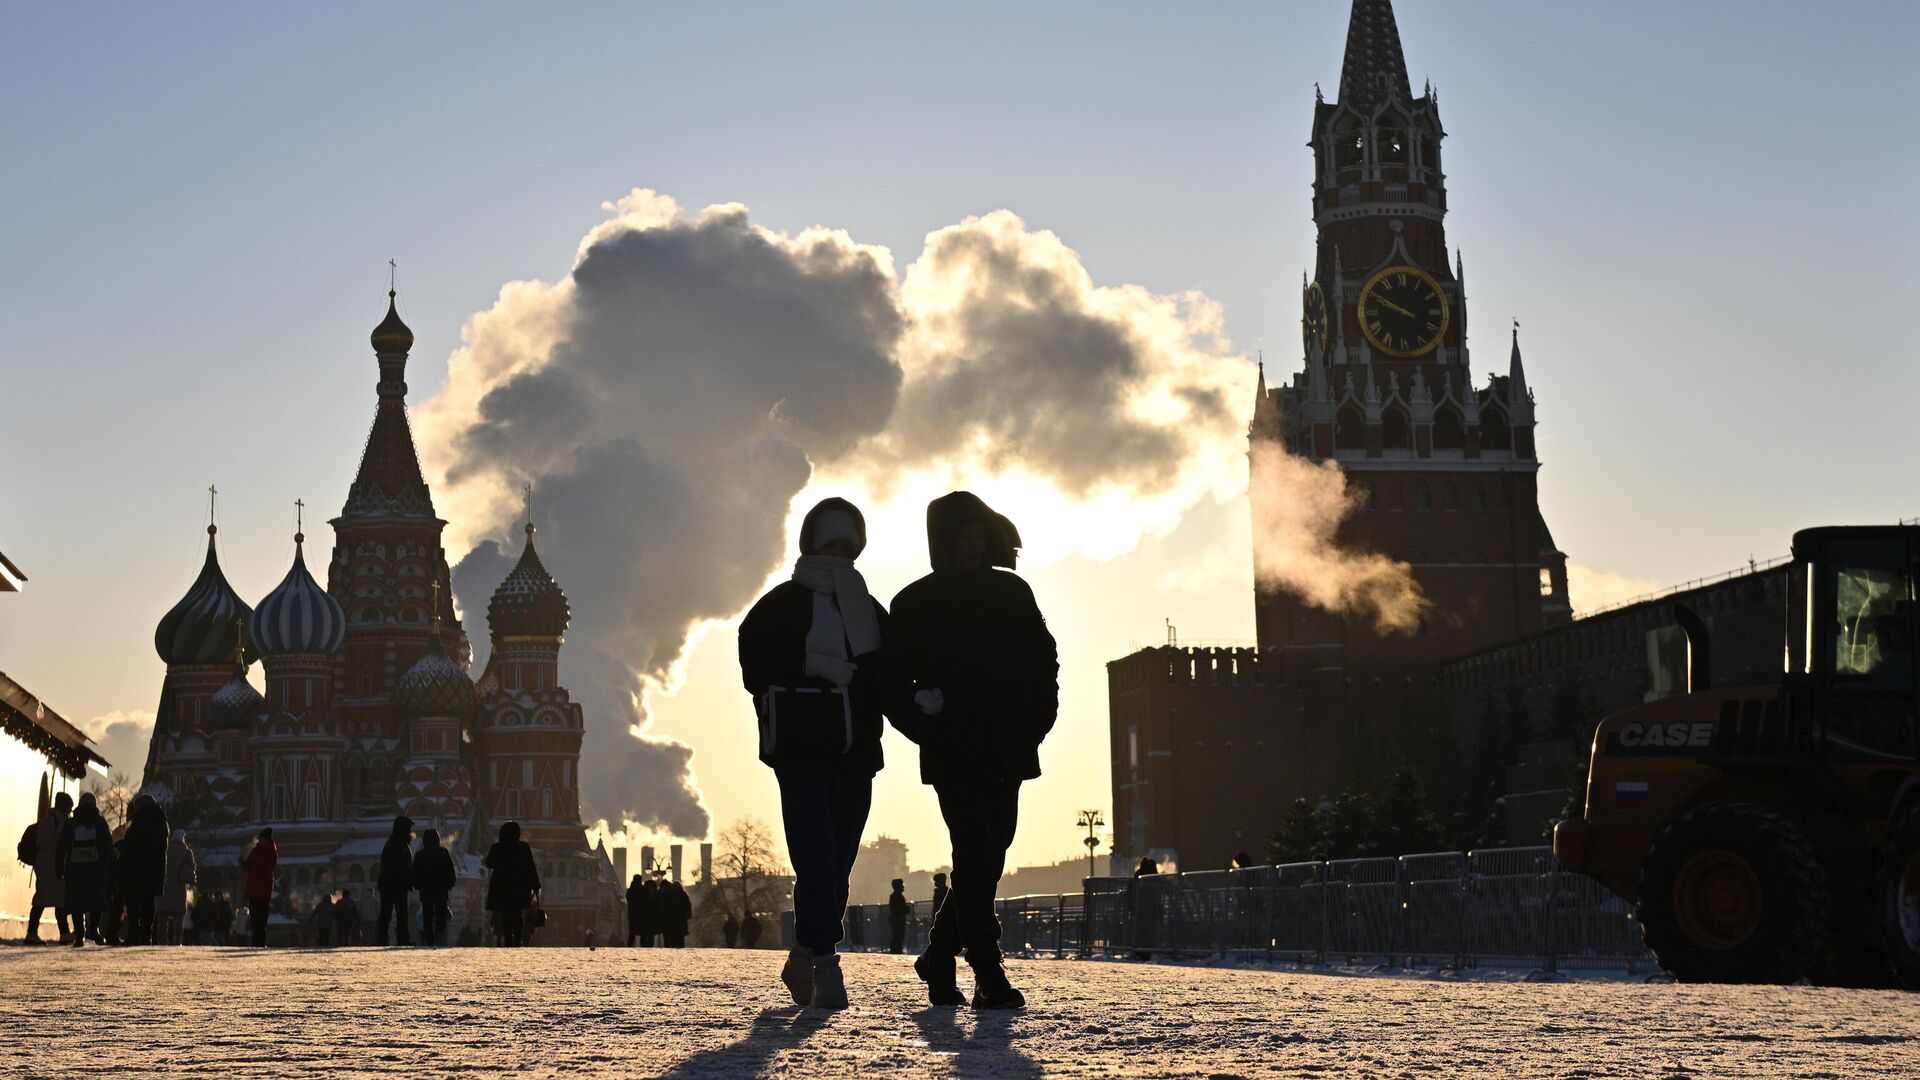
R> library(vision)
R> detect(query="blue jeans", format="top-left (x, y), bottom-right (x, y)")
top-left (775, 757), bottom-right (873, 955)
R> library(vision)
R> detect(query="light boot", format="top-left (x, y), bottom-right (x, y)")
top-left (809, 954), bottom-right (848, 1010)
top-left (781, 946), bottom-right (814, 1005)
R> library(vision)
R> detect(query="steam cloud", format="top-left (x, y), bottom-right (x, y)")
top-left (1248, 439), bottom-right (1428, 634)
top-left (417, 189), bottom-right (1388, 838)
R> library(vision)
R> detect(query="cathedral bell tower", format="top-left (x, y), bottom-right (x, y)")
top-left (1250, 0), bottom-right (1570, 781)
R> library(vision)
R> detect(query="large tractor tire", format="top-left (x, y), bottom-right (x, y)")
top-left (1636, 802), bottom-right (1827, 984)
top-left (1878, 802), bottom-right (1920, 990)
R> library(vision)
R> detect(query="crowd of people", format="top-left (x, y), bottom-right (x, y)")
top-left (623, 872), bottom-right (693, 947)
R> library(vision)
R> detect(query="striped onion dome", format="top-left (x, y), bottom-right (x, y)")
top-left (486, 524), bottom-right (570, 640)
top-left (252, 533), bottom-right (347, 657)
top-left (370, 290), bottom-right (414, 354)
top-left (155, 525), bottom-right (253, 666)
top-left (395, 629), bottom-right (476, 718)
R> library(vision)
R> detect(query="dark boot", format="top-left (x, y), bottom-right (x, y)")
top-left (914, 950), bottom-right (966, 1007)
top-left (969, 959), bottom-right (1025, 1010)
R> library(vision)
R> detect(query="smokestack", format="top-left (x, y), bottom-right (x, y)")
top-left (641, 845), bottom-right (655, 875)
top-left (612, 846), bottom-right (627, 885)
top-left (700, 842), bottom-right (713, 886)
top-left (670, 843), bottom-right (684, 884)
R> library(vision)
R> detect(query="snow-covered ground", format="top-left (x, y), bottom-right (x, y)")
top-left (2, 946), bottom-right (1915, 1077)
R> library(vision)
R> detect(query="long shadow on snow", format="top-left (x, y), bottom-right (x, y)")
top-left (911, 1007), bottom-right (1041, 1079)
top-left (657, 1006), bottom-right (827, 1078)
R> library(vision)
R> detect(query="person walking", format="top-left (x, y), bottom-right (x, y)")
top-left (242, 828), bottom-right (278, 947)
top-left (625, 875), bottom-right (649, 947)
top-left (738, 497), bottom-right (899, 1011)
top-left (739, 912), bottom-right (762, 949)
top-left (311, 891), bottom-right (336, 947)
top-left (25, 791), bottom-right (72, 944)
top-left (890, 492), bottom-right (1059, 1010)
top-left (412, 828), bottom-right (456, 947)
top-left (120, 794), bottom-right (170, 946)
top-left (483, 820), bottom-right (540, 947)
top-left (332, 889), bottom-right (360, 946)
top-left (57, 791), bottom-right (115, 948)
top-left (663, 878), bottom-right (692, 948)
top-left (155, 828), bottom-right (196, 945)
top-left (375, 815), bottom-right (415, 946)
top-left (887, 879), bottom-right (910, 954)
top-left (189, 887), bottom-right (215, 946)
top-left (722, 912), bottom-right (740, 948)
top-left (930, 872), bottom-right (949, 915)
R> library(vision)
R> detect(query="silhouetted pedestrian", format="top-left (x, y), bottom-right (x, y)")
top-left (739, 497), bottom-right (897, 1010)
top-left (57, 791), bottom-right (114, 948)
top-left (663, 878), bottom-right (692, 948)
top-left (483, 820), bottom-right (540, 947)
top-left (931, 872), bottom-right (948, 914)
top-left (1131, 857), bottom-right (1159, 960)
top-left (243, 828), bottom-right (277, 947)
top-left (376, 815), bottom-right (415, 946)
top-left (311, 891), bottom-right (336, 947)
top-left (156, 828), bottom-right (196, 944)
top-left (891, 492), bottom-right (1058, 1010)
top-left (888, 879), bottom-right (910, 953)
top-left (189, 888), bottom-right (215, 946)
top-left (722, 913), bottom-right (740, 948)
top-left (120, 794), bottom-right (170, 945)
top-left (412, 828), bottom-right (456, 947)
top-left (214, 892), bottom-right (234, 944)
top-left (333, 889), bottom-right (359, 945)
top-left (25, 791), bottom-right (72, 944)
top-left (625, 875), bottom-right (651, 947)
top-left (739, 913), bottom-right (762, 949)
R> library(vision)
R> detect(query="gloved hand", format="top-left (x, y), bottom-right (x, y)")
top-left (914, 688), bottom-right (945, 716)
top-left (804, 653), bottom-right (858, 688)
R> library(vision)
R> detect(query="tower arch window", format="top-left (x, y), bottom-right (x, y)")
top-left (1432, 403), bottom-right (1465, 451)
top-left (1335, 403), bottom-right (1367, 451)
top-left (1413, 481), bottom-right (1433, 512)
top-left (1481, 408), bottom-right (1512, 451)
top-left (1380, 406), bottom-right (1411, 450)
top-left (1376, 122), bottom-right (1406, 167)
top-left (1334, 118), bottom-right (1363, 174)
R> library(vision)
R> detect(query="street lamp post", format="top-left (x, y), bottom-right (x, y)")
top-left (1077, 808), bottom-right (1105, 882)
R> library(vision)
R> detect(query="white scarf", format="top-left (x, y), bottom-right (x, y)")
top-left (793, 555), bottom-right (882, 661)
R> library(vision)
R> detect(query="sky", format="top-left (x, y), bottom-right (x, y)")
top-left (3, 2), bottom-right (1918, 898)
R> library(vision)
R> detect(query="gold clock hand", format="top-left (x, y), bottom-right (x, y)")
top-left (1373, 296), bottom-right (1417, 318)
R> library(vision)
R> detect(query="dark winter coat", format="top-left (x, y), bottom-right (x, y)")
top-left (738, 499), bottom-right (905, 775)
top-left (626, 878), bottom-right (655, 932)
top-left (483, 823), bottom-right (540, 912)
top-left (378, 820), bottom-right (414, 895)
top-left (121, 797), bottom-right (170, 899)
top-left (243, 837), bottom-right (278, 900)
top-left (411, 836), bottom-right (456, 898)
top-left (663, 882), bottom-right (692, 934)
top-left (56, 805), bottom-right (115, 911)
top-left (888, 890), bottom-right (910, 924)
top-left (889, 492), bottom-right (1060, 785)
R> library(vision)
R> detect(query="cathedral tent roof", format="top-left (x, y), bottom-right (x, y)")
top-left (1337, 0), bottom-right (1413, 110)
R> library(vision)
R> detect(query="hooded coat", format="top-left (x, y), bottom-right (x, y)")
top-left (31, 804), bottom-right (69, 908)
top-left (121, 795), bottom-right (171, 899)
top-left (156, 830), bottom-right (197, 914)
top-left (57, 800), bottom-right (116, 911)
top-left (411, 830), bottom-right (456, 898)
top-left (738, 497), bottom-right (901, 775)
top-left (378, 817), bottom-right (414, 894)
top-left (483, 821), bottom-right (541, 912)
top-left (888, 492), bottom-right (1060, 785)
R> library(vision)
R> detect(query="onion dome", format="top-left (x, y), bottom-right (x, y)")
top-left (487, 523), bottom-right (571, 639)
top-left (208, 617), bottom-right (265, 731)
top-left (370, 289), bottom-right (414, 354)
top-left (155, 525), bottom-right (253, 666)
top-left (252, 532), bottom-right (347, 656)
top-left (395, 630), bottom-right (477, 718)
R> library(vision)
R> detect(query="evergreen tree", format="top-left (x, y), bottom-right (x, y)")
top-left (1268, 797), bottom-right (1326, 865)
top-left (1372, 766), bottom-right (1445, 856)
top-left (1319, 783), bottom-right (1375, 860)
top-left (1547, 672), bottom-right (1592, 742)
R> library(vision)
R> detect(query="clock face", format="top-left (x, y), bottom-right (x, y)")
top-left (1302, 281), bottom-right (1328, 347)
top-left (1359, 265), bottom-right (1450, 357)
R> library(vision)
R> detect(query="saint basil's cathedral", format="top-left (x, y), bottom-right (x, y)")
top-left (141, 294), bottom-right (621, 941)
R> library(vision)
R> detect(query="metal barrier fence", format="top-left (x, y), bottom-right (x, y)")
top-left (840, 846), bottom-right (1654, 972)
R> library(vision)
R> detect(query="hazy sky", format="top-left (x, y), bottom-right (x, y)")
top-left (3, 2), bottom-right (1917, 890)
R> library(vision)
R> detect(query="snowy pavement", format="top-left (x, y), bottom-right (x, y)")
top-left (2, 946), bottom-right (1915, 1077)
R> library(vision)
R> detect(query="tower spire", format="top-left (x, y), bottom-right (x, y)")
top-left (1508, 319), bottom-right (1534, 423)
top-left (523, 481), bottom-right (536, 540)
top-left (1337, 0), bottom-right (1412, 109)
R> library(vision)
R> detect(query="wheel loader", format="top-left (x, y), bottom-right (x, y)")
top-left (1554, 525), bottom-right (1920, 986)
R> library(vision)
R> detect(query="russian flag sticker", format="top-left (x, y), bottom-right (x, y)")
top-left (1615, 780), bottom-right (1650, 807)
